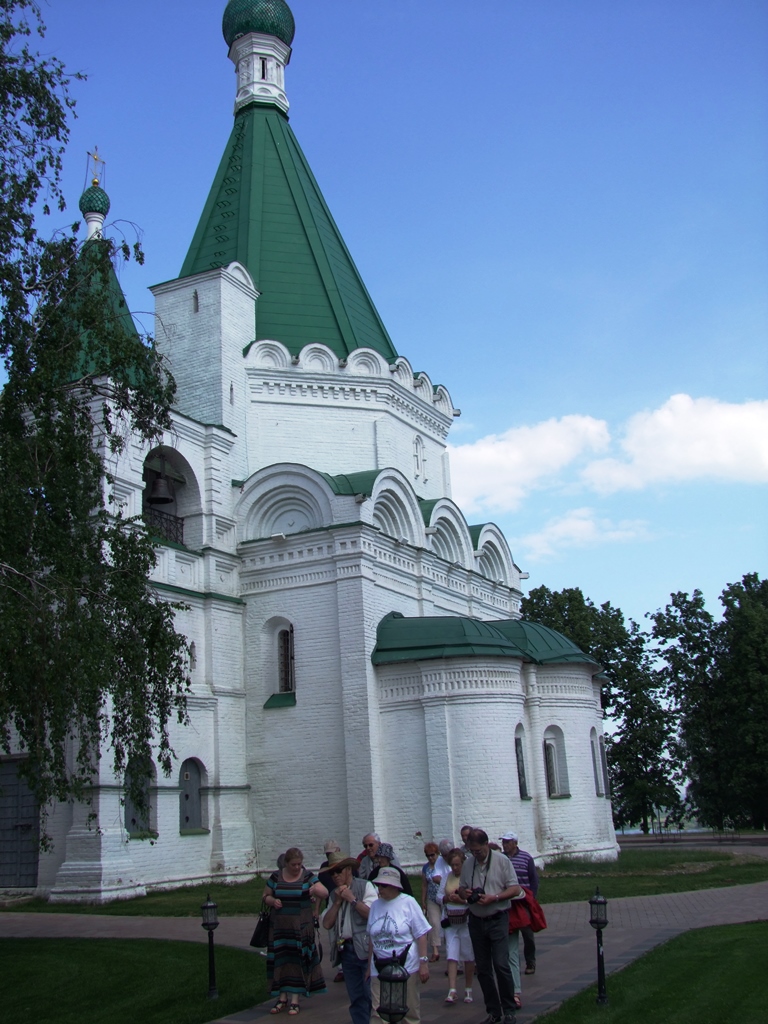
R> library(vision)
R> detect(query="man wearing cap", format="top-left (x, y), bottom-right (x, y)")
top-left (322, 857), bottom-right (377, 1024)
top-left (367, 867), bottom-right (431, 1024)
top-left (459, 828), bottom-right (523, 1024)
top-left (500, 832), bottom-right (539, 976)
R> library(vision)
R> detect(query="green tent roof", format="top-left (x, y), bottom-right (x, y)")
top-left (180, 104), bottom-right (397, 362)
top-left (492, 620), bottom-right (600, 666)
top-left (371, 613), bottom-right (599, 668)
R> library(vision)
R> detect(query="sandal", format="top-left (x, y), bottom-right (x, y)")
top-left (444, 990), bottom-right (458, 1005)
top-left (430, 953), bottom-right (440, 962)
top-left (513, 994), bottom-right (523, 1010)
top-left (270, 1000), bottom-right (288, 1014)
top-left (288, 1004), bottom-right (300, 1016)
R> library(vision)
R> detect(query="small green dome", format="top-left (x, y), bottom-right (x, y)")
top-left (79, 183), bottom-right (110, 217)
top-left (222, 0), bottom-right (295, 48)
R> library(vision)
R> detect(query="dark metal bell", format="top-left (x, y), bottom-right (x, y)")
top-left (148, 476), bottom-right (173, 505)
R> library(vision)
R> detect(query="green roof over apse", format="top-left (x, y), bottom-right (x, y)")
top-left (179, 104), bottom-right (398, 362)
top-left (372, 612), bottom-right (527, 666)
top-left (492, 620), bottom-right (600, 667)
top-left (321, 469), bottom-right (383, 496)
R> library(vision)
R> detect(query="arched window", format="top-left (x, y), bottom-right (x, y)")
top-left (124, 757), bottom-right (156, 837)
top-left (413, 435), bottom-right (425, 480)
top-left (179, 758), bottom-right (207, 833)
top-left (278, 625), bottom-right (295, 693)
top-left (543, 726), bottom-right (570, 798)
top-left (514, 725), bottom-right (530, 800)
top-left (598, 734), bottom-right (611, 796)
top-left (590, 728), bottom-right (604, 796)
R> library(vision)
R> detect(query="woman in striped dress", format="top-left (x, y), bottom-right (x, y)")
top-left (265, 847), bottom-right (328, 1014)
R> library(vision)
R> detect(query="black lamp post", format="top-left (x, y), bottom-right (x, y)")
top-left (588, 887), bottom-right (609, 1006)
top-left (376, 952), bottom-right (410, 1023)
top-left (201, 894), bottom-right (219, 1000)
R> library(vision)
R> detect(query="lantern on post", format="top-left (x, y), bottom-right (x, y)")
top-left (588, 887), bottom-right (609, 1006)
top-left (376, 950), bottom-right (410, 1024)
top-left (201, 893), bottom-right (220, 1000)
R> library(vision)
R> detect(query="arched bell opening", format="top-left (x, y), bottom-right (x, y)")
top-left (142, 446), bottom-right (201, 547)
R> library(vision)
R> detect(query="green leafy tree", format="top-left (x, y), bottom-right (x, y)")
top-left (0, 0), bottom-right (189, 843)
top-left (522, 585), bottom-right (681, 831)
top-left (652, 575), bottom-right (768, 828)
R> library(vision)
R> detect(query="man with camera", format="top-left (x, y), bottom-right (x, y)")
top-left (459, 828), bottom-right (523, 1024)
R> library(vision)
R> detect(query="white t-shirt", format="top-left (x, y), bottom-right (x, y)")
top-left (367, 893), bottom-right (431, 977)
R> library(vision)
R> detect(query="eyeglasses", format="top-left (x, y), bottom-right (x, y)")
top-left (364, 842), bottom-right (377, 849)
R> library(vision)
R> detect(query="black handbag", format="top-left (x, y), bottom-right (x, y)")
top-left (250, 903), bottom-right (271, 948)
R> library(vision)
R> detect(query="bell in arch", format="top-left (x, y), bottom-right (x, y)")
top-left (148, 475), bottom-right (173, 505)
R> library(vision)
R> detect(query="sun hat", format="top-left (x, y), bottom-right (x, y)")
top-left (328, 856), bottom-right (360, 873)
top-left (375, 842), bottom-right (395, 861)
top-left (373, 866), bottom-right (403, 890)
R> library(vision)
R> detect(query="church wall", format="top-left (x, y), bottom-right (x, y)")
top-left (244, 367), bottom-right (452, 499)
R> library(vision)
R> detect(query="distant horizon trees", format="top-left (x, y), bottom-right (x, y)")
top-left (521, 574), bottom-right (768, 832)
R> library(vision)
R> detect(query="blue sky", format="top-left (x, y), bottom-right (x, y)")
top-left (38, 0), bottom-right (767, 626)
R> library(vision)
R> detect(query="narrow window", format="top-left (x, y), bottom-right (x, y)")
top-left (124, 758), bottom-right (153, 836)
top-left (590, 737), bottom-right (603, 795)
top-left (179, 759), bottom-right (203, 831)
top-left (278, 625), bottom-right (295, 693)
top-left (544, 741), bottom-right (558, 797)
top-left (192, 288), bottom-right (199, 312)
top-left (261, 57), bottom-right (268, 80)
top-left (599, 735), bottom-right (611, 796)
top-left (515, 736), bottom-right (529, 799)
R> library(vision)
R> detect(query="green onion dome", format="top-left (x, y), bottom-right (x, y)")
top-left (78, 180), bottom-right (111, 217)
top-left (222, 0), bottom-right (295, 48)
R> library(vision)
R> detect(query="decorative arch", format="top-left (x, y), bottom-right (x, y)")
top-left (471, 524), bottom-right (517, 585)
top-left (543, 725), bottom-right (570, 798)
top-left (370, 470), bottom-right (424, 547)
top-left (431, 384), bottom-right (454, 416)
top-left (236, 464), bottom-right (335, 542)
top-left (247, 340), bottom-right (292, 369)
top-left (389, 356), bottom-right (415, 389)
top-left (426, 499), bottom-right (474, 568)
top-left (347, 348), bottom-right (388, 376)
top-left (300, 343), bottom-right (337, 373)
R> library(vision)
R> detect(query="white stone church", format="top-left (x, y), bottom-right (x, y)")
top-left (6, 0), bottom-right (617, 900)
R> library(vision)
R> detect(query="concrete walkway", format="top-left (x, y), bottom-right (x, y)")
top-left (3, 879), bottom-right (767, 1023)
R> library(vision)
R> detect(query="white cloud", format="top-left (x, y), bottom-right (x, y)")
top-left (582, 394), bottom-right (768, 493)
top-left (517, 508), bottom-right (651, 562)
top-left (448, 414), bottom-right (610, 514)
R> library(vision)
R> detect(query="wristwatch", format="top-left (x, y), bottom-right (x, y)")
top-left (419, 956), bottom-right (429, 963)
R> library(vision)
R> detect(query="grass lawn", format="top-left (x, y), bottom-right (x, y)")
top-left (0, 937), bottom-right (268, 1024)
top-left (537, 848), bottom-right (768, 903)
top-left (540, 921), bottom-right (768, 1024)
top-left (5, 848), bottom-right (768, 916)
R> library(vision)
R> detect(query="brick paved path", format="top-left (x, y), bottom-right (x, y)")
top-left (3, 879), bottom-right (767, 1023)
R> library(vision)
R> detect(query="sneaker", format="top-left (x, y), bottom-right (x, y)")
top-left (524, 962), bottom-right (536, 975)
top-left (479, 1016), bottom-right (502, 1024)
top-left (503, 1015), bottom-right (516, 1024)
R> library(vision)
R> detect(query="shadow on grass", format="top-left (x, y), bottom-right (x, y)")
top-left (541, 921), bottom-right (768, 1024)
top-left (0, 937), bottom-right (271, 1024)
